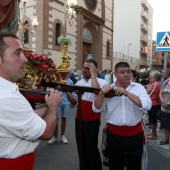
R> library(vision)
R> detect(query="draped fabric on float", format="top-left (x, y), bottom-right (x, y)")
top-left (0, 0), bottom-right (19, 33)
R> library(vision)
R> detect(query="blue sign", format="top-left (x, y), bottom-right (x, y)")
top-left (156, 32), bottom-right (170, 51)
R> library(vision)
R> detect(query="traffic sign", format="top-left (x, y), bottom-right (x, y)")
top-left (156, 32), bottom-right (170, 51)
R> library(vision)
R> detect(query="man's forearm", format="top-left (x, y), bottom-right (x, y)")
top-left (38, 106), bottom-right (57, 140)
top-left (66, 92), bottom-right (77, 106)
top-left (35, 105), bottom-right (47, 118)
top-left (126, 91), bottom-right (142, 108)
top-left (94, 92), bottom-right (105, 109)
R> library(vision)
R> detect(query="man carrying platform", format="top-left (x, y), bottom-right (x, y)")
top-left (0, 32), bottom-right (62, 169)
top-left (66, 58), bottom-right (107, 170)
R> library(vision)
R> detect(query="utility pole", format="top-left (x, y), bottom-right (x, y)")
top-left (128, 43), bottom-right (132, 56)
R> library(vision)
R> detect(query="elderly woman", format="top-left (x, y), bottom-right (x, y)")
top-left (146, 71), bottom-right (161, 139)
top-left (159, 79), bottom-right (170, 145)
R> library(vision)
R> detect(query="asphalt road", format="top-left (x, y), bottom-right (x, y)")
top-left (34, 107), bottom-right (170, 170)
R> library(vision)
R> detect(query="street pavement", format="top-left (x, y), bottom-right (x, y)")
top-left (143, 115), bottom-right (170, 159)
top-left (34, 107), bottom-right (170, 170)
top-left (35, 106), bottom-right (108, 170)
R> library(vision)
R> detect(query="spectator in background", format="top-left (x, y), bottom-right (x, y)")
top-left (104, 69), bottom-right (112, 85)
top-left (48, 78), bottom-right (73, 145)
top-left (68, 71), bottom-right (77, 84)
top-left (146, 71), bottom-right (161, 140)
top-left (99, 70), bottom-right (105, 79)
top-left (160, 68), bottom-right (170, 85)
top-left (158, 68), bottom-right (170, 130)
top-left (159, 78), bottom-right (170, 145)
top-left (78, 70), bottom-right (84, 80)
top-left (131, 69), bottom-right (138, 82)
top-left (73, 69), bottom-right (79, 82)
top-left (112, 71), bottom-right (117, 84)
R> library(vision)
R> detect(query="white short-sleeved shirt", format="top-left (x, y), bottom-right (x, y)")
top-left (74, 77), bottom-right (107, 102)
top-left (0, 77), bottom-right (46, 158)
top-left (92, 81), bottom-right (152, 126)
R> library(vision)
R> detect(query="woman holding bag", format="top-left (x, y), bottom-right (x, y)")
top-left (146, 71), bottom-right (161, 140)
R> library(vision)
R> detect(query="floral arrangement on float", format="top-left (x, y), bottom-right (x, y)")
top-left (18, 46), bottom-right (71, 89)
top-left (57, 35), bottom-right (72, 58)
top-left (24, 50), bottom-right (56, 71)
top-left (57, 35), bottom-right (72, 46)
top-left (18, 50), bottom-right (57, 89)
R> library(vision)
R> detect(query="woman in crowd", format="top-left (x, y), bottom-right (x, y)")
top-left (104, 69), bottom-right (112, 85)
top-left (146, 71), bottom-right (161, 140)
top-left (159, 78), bottom-right (170, 145)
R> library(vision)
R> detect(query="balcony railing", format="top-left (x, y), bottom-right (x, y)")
top-left (141, 11), bottom-right (148, 21)
top-left (113, 51), bottom-right (140, 63)
top-left (140, 35), bottom-right (148, 43)
top-left (141, 23), bottom-right (148, 32)
top-left (141, 1), bottom-right (149, 10)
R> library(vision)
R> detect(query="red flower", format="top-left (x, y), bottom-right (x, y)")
top-left (51, 63), bottom-right (56, 68)
top-left (40, 62), bottom-right (48, 71)
top-left (40, 55), bottom-right (48, 60)
top-left (23, 50), bottom-right (56, 70)
top-left (32, 54), bottom-right (39, 59)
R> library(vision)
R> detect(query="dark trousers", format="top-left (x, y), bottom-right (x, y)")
top-left (148, 105), bottom-right (160, 124)
top-left (75, 119), bottom-right (102, 170)
top-left (106, 129), bottom-right (143, 170)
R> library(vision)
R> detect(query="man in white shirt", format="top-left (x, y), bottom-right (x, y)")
top-left (66, 58), bottom-right (107, 170)
top-left (0, 32), bottom-right (62, 169)
top-left (92, 62), bottom-right (151, 170)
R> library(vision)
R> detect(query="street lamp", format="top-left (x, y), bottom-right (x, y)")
top-left (18, 0), bottom-right (39, 34)
top-left (128, 43), bottom-right (132, 56)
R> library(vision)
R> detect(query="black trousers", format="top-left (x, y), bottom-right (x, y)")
top-left (75, 119), bottom-right (102, 170)
top-left (106, 129), bottom-right (143, 170)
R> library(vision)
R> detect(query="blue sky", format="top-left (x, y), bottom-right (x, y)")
top-left (148, 0), bottom-right (170, 40)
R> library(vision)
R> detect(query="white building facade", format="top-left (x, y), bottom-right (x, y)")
top-left (113, 0), bottom-right (153, 70)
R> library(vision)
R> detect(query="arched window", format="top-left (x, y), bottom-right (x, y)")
top-left (55, 23), bottom-right (61, 45)
top-left (24, 29), bottom-right (29, 44)
top-left (83, 28), bottom-right (92, 41)
top-left (84, 0), bottom-right (97, 10)
top-left (106, 41), bottom-right (110, 58)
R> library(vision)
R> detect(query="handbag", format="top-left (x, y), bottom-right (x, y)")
top-left (149, 82), bottom-right (156, 96)
top-left (143, 83), bottom-right (157, 115)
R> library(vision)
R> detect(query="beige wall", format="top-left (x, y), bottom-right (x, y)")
top-left (18, 0), bottom-right (113, 71)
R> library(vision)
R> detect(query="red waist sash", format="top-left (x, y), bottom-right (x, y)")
top-left (108, 122), bottom-right (146, 144)
top-left (76, 100), bottom-right (101, 121)
top-left (0, 152), bottom-right (35, 170)
top-left (108, 122), bottom-right (143, 137)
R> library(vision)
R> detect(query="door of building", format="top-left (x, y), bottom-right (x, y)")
top-left (83, 42), bottom-right (91, 65)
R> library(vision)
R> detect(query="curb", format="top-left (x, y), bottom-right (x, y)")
top-left (145, 125), bottom-right (170, 159)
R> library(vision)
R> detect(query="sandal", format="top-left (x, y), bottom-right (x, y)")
top-left (146, 133), bottom-right (151, 136)
top-left (159, 140), bottom-right (169, 145)
top-left (147, 135), bottom-right (157, 140)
